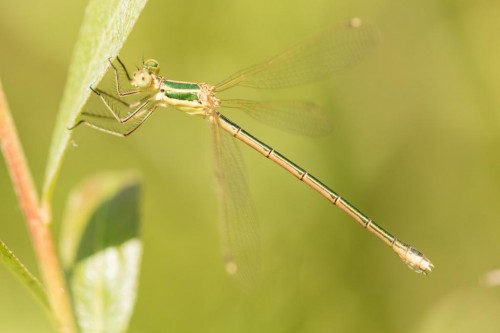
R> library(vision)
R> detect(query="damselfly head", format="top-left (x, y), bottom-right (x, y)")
top-left (131, 59), bottom-right (160, 89)
top-left (131, 68), bottom-right (152, 88)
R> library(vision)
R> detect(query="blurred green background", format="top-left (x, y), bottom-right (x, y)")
top-left (1, 0), bottom-right (500, 332)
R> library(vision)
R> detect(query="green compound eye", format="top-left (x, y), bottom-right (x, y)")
top-left (143, 59), bottom-right (160, 74)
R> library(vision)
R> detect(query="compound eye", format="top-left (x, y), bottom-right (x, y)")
top-left (143, 58), bottom-right (160, 74)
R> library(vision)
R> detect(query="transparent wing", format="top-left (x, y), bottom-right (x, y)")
top-left (215, 18), bottom-right (378, 91)
top-left (211, 117), bottom-right (261, 289)
top-left (221, 99), bottom-right (332, 137)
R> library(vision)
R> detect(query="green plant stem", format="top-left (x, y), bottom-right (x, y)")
top-left (0, 80), bottom-right (77, 333)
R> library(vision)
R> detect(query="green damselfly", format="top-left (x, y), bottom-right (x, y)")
top-left (71, 18), bottom-right (433, 285)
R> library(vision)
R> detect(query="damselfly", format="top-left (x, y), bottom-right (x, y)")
top-left (71, 18), bottom-right (433, 286)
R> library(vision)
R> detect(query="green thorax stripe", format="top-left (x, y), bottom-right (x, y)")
top-left (163, 79), bottom-right (200, 102)
top-left (164, 80), bottom-right (200, 90)
top-left (166, 91), bottom-right (199, 101)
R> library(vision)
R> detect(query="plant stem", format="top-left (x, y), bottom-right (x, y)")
top-left (0, 80), bottom-right (77, 333)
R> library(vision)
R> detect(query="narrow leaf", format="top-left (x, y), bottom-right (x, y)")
top-left (42, 0), bottom-right (148, 206)
top-left (0, 239), bottom-right (48, 308)
top-left (60, 172), bottom-right (142, 333)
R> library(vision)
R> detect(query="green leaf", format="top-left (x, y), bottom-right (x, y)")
top-left (60, 171), bottom-right (142, 333)
top-left (42, 0), bottom-right (148, 206)
top-left (0, 239), bottom-right (48, 308)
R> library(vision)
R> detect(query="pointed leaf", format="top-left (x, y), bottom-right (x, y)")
top-left (0, 239), bottom-right (48, 308)
top-left (42, 0), bottom-right (148, 206)
top-left (60, 171), bottom-right (142, 333)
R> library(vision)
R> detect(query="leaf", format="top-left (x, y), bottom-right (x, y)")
top-left (42, 0), bottom-right (148, 206)
top-left (60, 171), bottom-right (142, 333)
top-left (0, 239), bottom-right (48, 308)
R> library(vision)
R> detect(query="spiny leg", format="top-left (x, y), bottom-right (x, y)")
top-left (90, 86), bottom-right (156, 123)
top-left (70, 106), bottom-right (157, 137)
top-left (108, 56), bottom-right (142, 97)
top-left (114, 56), bottom-right (132, 81)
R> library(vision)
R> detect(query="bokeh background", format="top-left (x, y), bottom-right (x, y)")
top-left (1, 0), bottom-right (500, 332)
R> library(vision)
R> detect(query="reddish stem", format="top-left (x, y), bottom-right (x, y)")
top-left (0, 80), bottom-right (76, 333)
